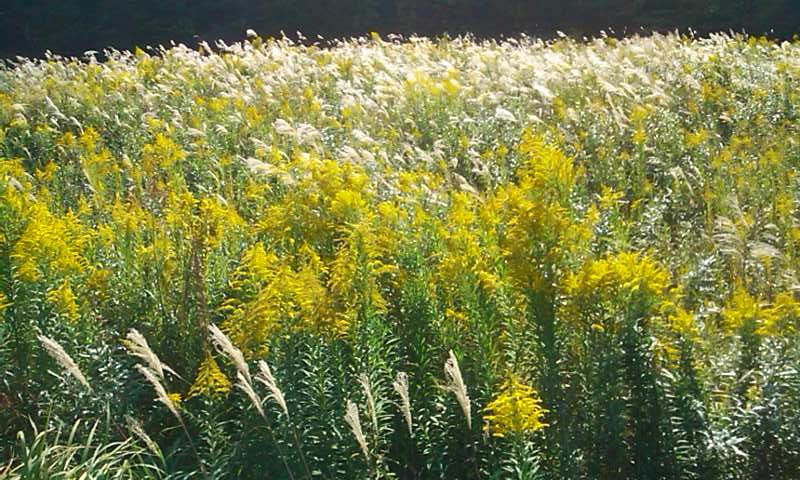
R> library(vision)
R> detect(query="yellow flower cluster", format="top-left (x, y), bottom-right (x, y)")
top-left (722, 288), bottom-right (800, 336)
top-left (495, 132), bottom-right (590, 292)
top-left (187, 353), bottom-right (232, 398)
top-left (218, 243), bottom-right (343, 358)
top-left (436, 192), bottom-right (502, 297)
top-left (483, 374), bottom-right (548, 438)
top-left (11, 203), bottom-right (90, 282)
top-left (562, 252), bottom-right (672, 332)
top-left (46, 280), bottom-right (81, 323)
top-left (565, 252), bottom-right (670, 301)
top-left (0, 292), bottom-right (10, 312)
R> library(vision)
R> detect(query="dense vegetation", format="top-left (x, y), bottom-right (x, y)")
top-left (1, 0), bottom-right (799, 58)
top-left (3, 32), bottom-right (800, 479)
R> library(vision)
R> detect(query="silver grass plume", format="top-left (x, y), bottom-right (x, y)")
top-left (344, 400), bottom-right (369, 461)
top-left (136, 364), bottom-right (181, 421)
top-left (125, 329), bottom-right (181, 381)
top-left (37, 334), bottom-right (91, 391)
top-left (208, 324), bottom-right (251, 384)
top-left (257, 360), bottom-right (289, 418)
top-left (126, 415), bottom-right (162, 456)
top-left (208, 324), bottom-right (264, 417)
top-left (237, 371), bottom-right (266, 419)
top-left (357, 373), bottom-right (378, 432)
top-left (393, 372), bottom-right (412, 435)
top-left (444, 350), bottom-right (471, 430)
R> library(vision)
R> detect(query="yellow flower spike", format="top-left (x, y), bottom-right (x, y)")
top-left (721, 287), bottom-right (762, 334)
top-left (141, 133), bottom-right (187, 173)
top-left (668, 307), bottom-right (699, 340)
top-left (35, 162), bottom-right (58, 182)
top-left (11, 203), bottom-right (90, 281)
top-left (562, 252), bottom-right (671, 327)
top-left (188, 353), bottom-right (232, 399)
top-left (632, 128), bottom-right (647, 146)
top-left (330, 189), bottom-right (368, 220)
top-left (483, 374), bottom-right (548, 438)
top-left (598, 185), bottom-right (624, 210)
top-left (686, 128), bottom-right (710, 148)
top-left (167, 392), bottom-right (183, 408)
top-left (445, 308), bottom-right (469, 326)
top-left (47, 280), bottom-right (81, 322)
top-left (0, 292), bottom-right (11, 313)
top-left (517, 131), bottom-right (581, 194)
top-left (590, 323), bottom-right (605, 333)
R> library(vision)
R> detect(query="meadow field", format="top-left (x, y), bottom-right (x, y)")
top-left (2, 32), bottom-right (800, 479)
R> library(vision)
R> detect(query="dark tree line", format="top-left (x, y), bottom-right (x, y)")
top-left (1, 0), bottom-right (798, 58)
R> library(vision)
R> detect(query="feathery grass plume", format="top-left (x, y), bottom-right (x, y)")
top-left (208, 323), bottom-right (251, 384)
top-left (345, 400), bottom-right (369, 461)
top-left (237, 371), bottom-right (266, 418)
top-left (257, 360), bottom-right (289, 417)
top-left (358, 373), bottom-right (378, 432)
top-left (37, 334), bottom-right (91, 391)
top-left (136, 364), bottom-right (181, 421)
top-left (393, 372), bottom-right (412, 435)
top-left (209, 324), bottom-right (264, 416)
top-left (125, 329), bottom-right (181, 381)
top-left (257, 362), bottom-right (312, 480)
top-left (444, 350), bottom-right (471, 430)
top-left (134, 366), bottom-right (210, 480)
top-left (125, 415), bottom-right (162, 458)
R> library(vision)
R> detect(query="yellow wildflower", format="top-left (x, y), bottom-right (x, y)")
top-left (598, 185), bottom-right (624, 210)
top-left (762, 292), bottom-right (800, 335)
top-left (496, 133), bottom-right (590, 292)
top-left (198, 196), bottom-right (244, 248)
top-left (142, 133), bottom-right (186, 173)
top-left (188, 353), bottom-right (232, 398)
top-left (721, 287), bottom-right (761, 333)
top-left (167, 392), bottom-right (183, 408)
top-left (517, 132), bottom-right (581, 195)
top-left (632, 128), bottom-right (647, 146)
top-left (35, 161), bottom-right (58, 182)
top-left (565, 252), bottom-right (669, 300)
top-left (0, 292), bottom-right (10, 313)
top-left (483, 374), bottom-right (548, 438)
top-left (47, 280), bottom-right (80, 322)
top-left (12, 203), bottom-right (89, 281)
top-left (330, 188), bottom-right (368, 220)
top-left (723, 288), bottom-right (800, 336)
top-left (562, 252), bottom-right (671, 331)
top-left (685, 128), bottom-right (709, 148)
top-left (668, 307), bottom-right (699, 339)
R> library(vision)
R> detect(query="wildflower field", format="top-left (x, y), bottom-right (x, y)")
top-left (2, 32), bottom-right (800, 479)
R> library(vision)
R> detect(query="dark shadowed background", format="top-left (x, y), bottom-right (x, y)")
top-left (1, 0), bottom-right (799, 58)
